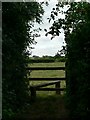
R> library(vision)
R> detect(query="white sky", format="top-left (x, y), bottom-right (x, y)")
top-left (29, 0), bottom-right (66, 57)
top-left (30, 0), bottom-right (90, 57)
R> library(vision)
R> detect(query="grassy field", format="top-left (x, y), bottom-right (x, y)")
top-left (28, 62), bottom-right (65, 67)
top-left (28, 62), bottom-right (66, 96)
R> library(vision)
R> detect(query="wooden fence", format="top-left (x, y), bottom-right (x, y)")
top-left (26, 67), bottom-right (66, 99)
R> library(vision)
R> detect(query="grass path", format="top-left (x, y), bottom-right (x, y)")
top-left (15, 95), bottom-right (70, 120)
top-left (14, 62), bottom-right (69, 119)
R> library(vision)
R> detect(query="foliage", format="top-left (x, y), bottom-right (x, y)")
top-left (46, 2), bottom-right (90, 119)
top-left (28, 56), bottom-right (66, 63)
top-left (2, 2), bottom-right (44, 119)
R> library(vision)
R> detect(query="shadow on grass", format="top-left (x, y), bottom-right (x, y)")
top-left (14, 94), bottom-right (70, 120)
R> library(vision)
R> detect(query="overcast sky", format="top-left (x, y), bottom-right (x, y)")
top-left (30, 0), bottom-right (90, 57)
top-left (29, 0), bottom-right (66, 57)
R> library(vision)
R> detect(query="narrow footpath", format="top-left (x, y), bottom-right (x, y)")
top-left (14, 94), bottom-right (70, 120)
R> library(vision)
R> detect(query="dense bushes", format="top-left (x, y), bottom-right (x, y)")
top-left (2, 2), bottom-right (44, 119)
top-left (47, 2), bottom-right (90, 119)
top-left (28, 57), bottom-right (55, 63)
top-left (28, 56), bottom-right (66, 63)
top-left (65, 3), bottom-right (90, 119)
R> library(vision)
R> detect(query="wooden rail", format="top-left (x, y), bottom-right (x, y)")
top-left (26, 67), bottom-right (65, 70)
top-left (29, 77), bottom-right (66, 81)
top-left (30, 80), bottom-right (61, 88)
top-left (27, 66), bottom-right (66, 99)
top-left (30, 80), bottom-right (62, 98)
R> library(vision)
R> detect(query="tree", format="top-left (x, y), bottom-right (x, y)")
top-left (46, 2), bottom-right (90, 119)
top-left (2, 2), bottom-right (44, 119)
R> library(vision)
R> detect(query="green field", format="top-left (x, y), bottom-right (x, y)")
top-left (28, 62), bottom-right (65, 67)
top-left (28, 62), bottom-right (66, 96)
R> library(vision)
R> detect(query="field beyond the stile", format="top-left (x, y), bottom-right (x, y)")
top-left (28, 62), bottom-right (66, 96)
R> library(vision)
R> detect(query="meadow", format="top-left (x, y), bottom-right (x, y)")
top-left (28, 62), bottom-right (66, 96)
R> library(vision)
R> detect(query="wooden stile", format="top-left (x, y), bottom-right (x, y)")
top-left (26, 66), bottom-right (66, 99)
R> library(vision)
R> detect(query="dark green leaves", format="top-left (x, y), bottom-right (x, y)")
top-left (51, 14), bottom-right (55, 20)
top-left (46, 2), bottom-right (90, 118)
top-left (2, 2), bottom-right (44, 119)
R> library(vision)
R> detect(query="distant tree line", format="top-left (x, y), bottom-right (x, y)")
top-left (28, 54), bottom-right (66, 63)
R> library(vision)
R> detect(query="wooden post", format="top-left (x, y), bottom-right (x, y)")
top-left (30, 87), bottom-right (36, 101)
top-left (55, 81), bottom-right (60, 94)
